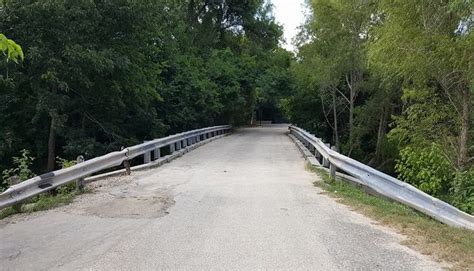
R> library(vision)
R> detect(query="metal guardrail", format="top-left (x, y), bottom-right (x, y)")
top-left (0, 125), bottom-right (232, 210)
top-left (289, 125), bottom-right (474, 230)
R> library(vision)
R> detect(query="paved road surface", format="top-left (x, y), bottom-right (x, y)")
top-left (0, 126), bottom-right (442, 270)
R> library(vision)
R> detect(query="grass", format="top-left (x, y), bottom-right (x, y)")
top-left (310, 166), bottom-right (474, 270)
top-left (0, 184), bottom-right (87, 220)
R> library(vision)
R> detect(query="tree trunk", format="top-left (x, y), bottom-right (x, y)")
top-left (375, 106), bottom-right (387, 161)
top-left (348, 93), bottom-right (354, 155)
top-left (332, 88), bottom-right (340, 151)
top-left (47, 114), bottom-right (56, 172)
top-left (346, 71), bottom-right (361, 157)
top-left (458, 86), bottom-right (470, 170)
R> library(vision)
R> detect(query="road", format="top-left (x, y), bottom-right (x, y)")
top-left (0, 126), bottom-right (442, 270)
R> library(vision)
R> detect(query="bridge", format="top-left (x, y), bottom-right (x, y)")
top-left (0, 125), bottom-right (450, 270)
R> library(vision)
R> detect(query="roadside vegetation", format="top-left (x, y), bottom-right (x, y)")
top-left (0, 151), bottom-right (85, 219)
top-left (311, 166), bottom-right (474, 270)
top-left (0, 188), bottom-right (78, 220)
top-left (0, 1), bottom-right (472, 219)
top-left (286, 0), bottom-right (473, 213)
top-left (0, 0), bottom-right (291, 190)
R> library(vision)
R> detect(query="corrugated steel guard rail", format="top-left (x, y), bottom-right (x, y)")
top-left (0, 125), bottom-right (232, 210)
top-left (289, 125), bottom-right (474, 230)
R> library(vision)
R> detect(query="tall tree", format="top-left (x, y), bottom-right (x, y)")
top-left (0, 0), bottom-right (289, 177)
top-left (292, 0), bottom-right (376, 153)
top-left (369, 0), bottom-right (473, 170)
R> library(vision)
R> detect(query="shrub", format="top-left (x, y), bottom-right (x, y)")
top-left (1, 149), bottom-right (34, 191)
top-left (451, 169), bottom-right (474, 214)
top-left (56, 156), bottom-right (77, 169)
top-left (395, 143), bottom-right (453, 196)
top-left (55, 156), bottom-right (78, 194)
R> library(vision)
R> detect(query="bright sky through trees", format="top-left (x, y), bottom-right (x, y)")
top-left (271, 0), bottom-right (306, 51)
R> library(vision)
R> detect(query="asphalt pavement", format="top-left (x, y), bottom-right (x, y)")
top-left (0, 125), bottom-right (442, 270)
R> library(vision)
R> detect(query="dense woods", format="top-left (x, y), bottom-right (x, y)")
top-left (287, 0), bottom-right (473, 212)
top-left (0, 0), bottom-right (472, 213)
top-left (0, 0), bottom-right (291, 176)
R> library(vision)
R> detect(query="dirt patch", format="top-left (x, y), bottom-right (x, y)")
top-left (83, 193), bottom-right (175, 219)
top-left (62, 174), bottom-right (176, 219)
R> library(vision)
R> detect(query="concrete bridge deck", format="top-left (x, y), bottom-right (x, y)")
top-left (0, 126), bottom-right (441, 270)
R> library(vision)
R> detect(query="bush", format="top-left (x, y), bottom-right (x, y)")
top-left (1, 149), bottom-right (34, 191)
top-left (395, 143), bottom-right (453, 196)
top-left (55, 156), bottom-right (79, 194)
top-left (56, 156), bottom-right (77, 169)
top-left (451, 169), bottom-right (474, 214)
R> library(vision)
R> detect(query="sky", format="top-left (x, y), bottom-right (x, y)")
top-left (271, 0), bottom-right (307, 51)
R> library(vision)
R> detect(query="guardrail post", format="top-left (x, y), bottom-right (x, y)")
top-left (322, 143), bottom-right (330, 168)
top-left (314, 149), bottom-right (321, 164)
top-left (154, 148), bottom-right (161, 160)
top-left (143, 141), bottom-right (152, 164)
top-left (176, 141), bottom-right (181, 151)
top-left (170, 143), bottom-right (175, 153)
top-left (76, 155), bottom-right (85, 191)
top-left (144, 152), bottom-right (151, 163)
top-left (8, 176), bottom-right (22, 211)
top-left (182, 139), bottom-right (187, 148)
top-left (121, 146), bottom-right (131, 175)
top-left (329, 146), bottom-right (337, 179)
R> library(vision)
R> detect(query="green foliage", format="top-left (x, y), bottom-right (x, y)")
top-left (388, 96), bottom-right (457, 147)
top-left (0, 189), bottom-right (77, 219)
top-left (56, 156), bottom-right (77, 169)
top-left (0, 0), bottom-right (290, 174)
top-left (452, 169), bottom-right (474, 213)
top-left (0, 33), bottom-right (24, 63)
top-left (1, 149), bottom-right (34, 190)
top-left (289, 0), bottom-right (473, 211)
top-left (55, 157), bottom-right (80, 195)
top-left (395, 144), bottom-right (453, 196)
top-left (0, 0), bottom-right (294, 218)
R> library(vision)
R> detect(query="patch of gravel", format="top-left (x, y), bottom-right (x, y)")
top-left (61, 174), bottom-right (175, 219)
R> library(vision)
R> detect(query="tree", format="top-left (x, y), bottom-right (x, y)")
top-left (0, 0), bottom-right (290, 180)
top-left (288, 0), bottom-right (473, 212)
top-left (292, 0), bottom-right (376, 154)
top-left (369, 0), bottom-right (473, 170)
top-left (0, 33), bottom-right (24, 63)
top-left (1, 0), bottom-right (166, 171)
